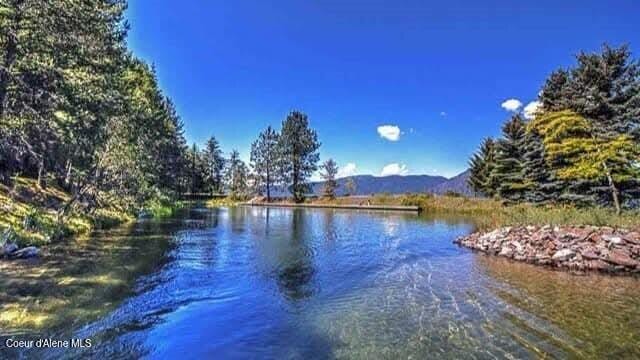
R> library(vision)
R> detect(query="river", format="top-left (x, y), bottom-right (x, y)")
top-left (1, 205), bottom-right (639, 359)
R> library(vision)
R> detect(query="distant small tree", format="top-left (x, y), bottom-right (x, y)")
top-left (250, 126), bottom-right (280, 201)
top-left (225, 150), bottom-right (249, 200)
top-left (344, 177), bottom-right (357, 196)
top-left (320, 159), bottom-right (339, 199)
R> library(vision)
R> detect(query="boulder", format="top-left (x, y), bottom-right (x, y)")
top-left (1, 242), bottom-right (18, 257)
top-left (602, 235), bottom-right (624, 245)
top-left (9, 246), bottom-right (39, 259)
top-left (604, 249), bottom-right (639, 268)
top-left (552, 249), bottom-right (575, 261)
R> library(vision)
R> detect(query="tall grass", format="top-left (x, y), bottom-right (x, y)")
top-left (398, 194), bottom-right (639, 230)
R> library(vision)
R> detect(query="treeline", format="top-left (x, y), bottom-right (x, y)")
top-left (468, 45), bottom-right (640, 213)
top-left (0, 1), bottom-right (188, 214)
top-left (188, 111), bottom-right (328, 202)
top-left (0, 1), bottom-right (336, 213)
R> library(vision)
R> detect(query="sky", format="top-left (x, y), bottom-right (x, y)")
top-left (125, 0), bottom-right (639, 178)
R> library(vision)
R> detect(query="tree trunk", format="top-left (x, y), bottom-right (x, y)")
top-left (37, 160), bottom-right (45, 189)
top-left (603, 161), bottom-right (621, 214)
top-left (266, 171), bottom-right (271, 202)
top-left (64, 160), bottom-right (72, 187)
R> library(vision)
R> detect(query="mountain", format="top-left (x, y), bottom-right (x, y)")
top-left (311, 170), bottom-right (472, 196)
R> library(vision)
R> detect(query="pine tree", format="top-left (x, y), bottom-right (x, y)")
top-left (540, 44), bottom-right (640, 141)
top-left (467, 137), bottom-right (496, 197)
top-left (320, 159), bottom-right (339, 199)
top-left (530, 110), bottom-right (640, 213)
top-left (491, 115), bottom-right (527, 202)
top-left (250, 126), bottom-right (279, 201)
top-left (225, 150), bottom-right (248, 200)
top-left (521, 130), bottom-right (562, 204)
top-left (278, 111), bottom-right (321, 203)
top-left (203, 136), bottom-right (225, 194)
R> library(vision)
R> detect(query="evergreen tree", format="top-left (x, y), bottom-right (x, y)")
top-left (491, 115), bottom-right (527, 202)
top-left (250, 126), bottom-right (279, 201)
top-left (320, 159), bottom-right (339, 199)
top-left (278, 111), bottom-right (321, 203)
top-left (467, 137), bottom-right (496, 197)
top-left (540, 44), bottom-right (640, 141)
top-left (203, 136), bottom-right (225, 193)
top-left (521, 130), bottom-right (562, 204)
top-left (225, 150), bottom-right (248, 200)
top-left (530, 110), bottom-right (640, 213)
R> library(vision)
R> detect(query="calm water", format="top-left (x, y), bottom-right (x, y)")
top-left (2, 205), bottom-right (640, 359)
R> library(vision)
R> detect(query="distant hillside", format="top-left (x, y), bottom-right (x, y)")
top-left (311, 170), bottom-right (472, 196)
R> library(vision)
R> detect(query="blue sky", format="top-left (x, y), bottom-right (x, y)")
top-left (126, 0), bottom-right (639, 178)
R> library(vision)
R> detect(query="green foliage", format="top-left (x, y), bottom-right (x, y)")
top-left (250, 126), bottom-right (279, 200)
top-left (473, 44), bottom-right (640, 212)
top-left (278, 111), bottom-right (321, 202)
top-left (203, 136), bottom-right (226, 193)
top-left (320, 159), bottom-right (339, 199)
top-left (492, 115), bottom-right (527, 202)
top-left (225, 150), bottom-right (249, 200)
top-left (530, 110), bottom-right (640, 212)
top-left (468, 137), bottom-right (496, 197)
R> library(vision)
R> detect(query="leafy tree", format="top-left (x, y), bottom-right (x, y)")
top-left (320, 159), bottom-right (339, 199)
top-left (278, 111), bottom-right (320, 203)
top-left (530, 110), bottom-right (640, 213)
top-left (225, 150), bottom-right (248, 200)
top-left (467, 137), bottom-right (496, 197)
top-left (491, 115), bottom-right (527, 202)
top-left (250, 126), bottom-right (279, 201)
top-left (203, 136), bottom-right (225, 193)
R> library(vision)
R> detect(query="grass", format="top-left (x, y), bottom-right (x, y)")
top-left (0, 177), bottom-right (132, 247)
top-left (310, 193), bottom-right (640, 231)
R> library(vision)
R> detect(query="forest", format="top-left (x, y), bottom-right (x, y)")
top-left (468, 45), bottom-right (640, 214)
top-left (0, 0), bottom-right (330, 225)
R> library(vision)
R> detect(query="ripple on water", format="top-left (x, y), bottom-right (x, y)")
top-left (9, 206), bottom-right (640, 359)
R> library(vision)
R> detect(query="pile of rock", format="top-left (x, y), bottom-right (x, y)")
top-left (455, 225), bottom-right (640, 274)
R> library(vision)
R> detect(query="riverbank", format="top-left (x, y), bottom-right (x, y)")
top-left (455, 226), bottom-right (640, 274)
top-left (0, 178), bottom-right (132, 250)
top-left (230, 193), bottom-right (639, 230)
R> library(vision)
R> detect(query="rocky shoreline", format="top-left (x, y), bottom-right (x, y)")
top-left (455, 225), bottom-right (640, 274)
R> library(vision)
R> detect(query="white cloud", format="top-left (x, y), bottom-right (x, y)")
top-left (381, 163), bottom-right (408, 176)
top-left (440, 111), bottom-right (447, 117)
top-left (523, 101), bottom-right (542, 120)
top-left (377, 125), bottom-right (401, 141)
top-left (337, 163), bottom-right (357, 178)
top-left (501, 98), bottom-right (523, 112)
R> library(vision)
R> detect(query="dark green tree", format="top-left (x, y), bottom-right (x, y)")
top-left (491, 115), bottom-right (527, 202)
top-left (225, 150), bottom-right (248, 200)
top-left (250, 126), bottom-right (279, 201)
top-left (203, 136), bottom-right (225, 194)
top-left (278, 111), bottom-right (321, 203)
top-left (521, 130), bottom-right (562, 204)
top-left (467, 137), bottom-right (496, 197)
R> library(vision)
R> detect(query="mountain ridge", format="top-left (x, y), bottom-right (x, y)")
top-left (311, 170), bottom-right (472, 196)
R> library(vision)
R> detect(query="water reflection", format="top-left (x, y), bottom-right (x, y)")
top-left (3, 205), bottom-right (639, 359)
